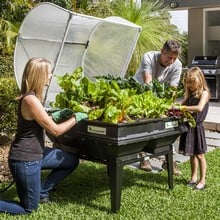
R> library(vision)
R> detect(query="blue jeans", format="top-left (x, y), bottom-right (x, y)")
top-left (0, 147), bottom-right (79, 215)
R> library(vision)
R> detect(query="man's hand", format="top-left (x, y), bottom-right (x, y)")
top-left (143, 72), bottom-right (152, 84)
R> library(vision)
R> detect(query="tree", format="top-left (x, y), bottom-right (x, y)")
top-left (108, 0), bottom-right (184, 75)
top-left (0, 0), bottom-right (73, 54)
top-left (0, 0), bottom-right (35, 54)
top-left (74, 0), bottom-right (187, 73)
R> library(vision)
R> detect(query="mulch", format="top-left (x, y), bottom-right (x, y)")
top-left (0, 134), bottom-right (13, 182)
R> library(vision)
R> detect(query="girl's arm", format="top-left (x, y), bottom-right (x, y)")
top-left (182, 91), bottom-right (209, 112)
top-left (181, 97), bottom-right (187, 105)
top-left (22, 95), bottom-right (77, 137)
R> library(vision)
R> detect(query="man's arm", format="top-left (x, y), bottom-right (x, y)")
top-left (169, 60), bottom-right (182, 87)
top-left (134, 51), bottom-right (155, 84)
top-left (142, 52), bottom-right (154, 84)
top-left (143, 72), bottom-right (153, 84)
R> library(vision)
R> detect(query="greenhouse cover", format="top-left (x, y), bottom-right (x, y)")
top-left (14, 2), bottom-right (141, 106)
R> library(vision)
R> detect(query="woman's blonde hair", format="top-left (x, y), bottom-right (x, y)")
top-left (20, 57), bottom-right (51, 102)
top-left (183, 66), bottom-right (210, 99)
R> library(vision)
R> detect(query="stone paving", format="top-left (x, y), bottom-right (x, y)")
top-left (204, 101), bottom-right (220, 132)
top-left (128, 130), bottom-right (220, 172)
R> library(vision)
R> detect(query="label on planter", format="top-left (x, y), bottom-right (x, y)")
top-left (87, 125), bottom-right (107, 135)
top-left (165, 120), bottom-right (179, 129)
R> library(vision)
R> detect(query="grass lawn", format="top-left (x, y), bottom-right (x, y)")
top-left (0, 148), bottom-right (220, 220)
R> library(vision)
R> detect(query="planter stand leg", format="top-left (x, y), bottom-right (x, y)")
top-left (108, 157), bottom-right (123, 213)
top-left (166, 145), bottom-right (174, 189)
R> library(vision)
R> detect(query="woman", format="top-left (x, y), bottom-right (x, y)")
top-left (178, 66), bottom-right (210, 190)
top-left (0, 57), bottom-right (86, 215)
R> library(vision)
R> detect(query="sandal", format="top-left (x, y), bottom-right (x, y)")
top-left (186, 181), bottom-right (197, 187)
top-left (194, 183), bottom-right (206, 191)
top-left (162, 160), bottom-right (182, 176)
top-left (139, 160), bottom-right (152, 172)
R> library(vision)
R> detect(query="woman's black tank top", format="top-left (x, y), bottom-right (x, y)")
top-left (9, 92), bottom-right (44, 161)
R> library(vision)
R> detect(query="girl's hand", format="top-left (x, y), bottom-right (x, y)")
top-left (171, 105), bottom-right (187, 111)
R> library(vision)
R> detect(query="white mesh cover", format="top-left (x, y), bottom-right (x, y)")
top-left (14, 2), bottom-right (141, 106)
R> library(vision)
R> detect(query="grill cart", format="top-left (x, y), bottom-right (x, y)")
top-left (191, 56), bottom-right (220, 100)
top-left (14, 3), bottom-right (187, 213)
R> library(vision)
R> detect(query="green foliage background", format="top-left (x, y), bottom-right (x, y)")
top-left (0, 54), bottom-right (13, 77)
top-left (0, 77), bottom-right (19, 134)
top-left (0, 54), bottom-right (19, 134)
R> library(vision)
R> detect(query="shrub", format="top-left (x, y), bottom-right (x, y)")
top-left (0, 54), bottom-right (14, 77)
top-left (0, 77), bottom-right (19, 134)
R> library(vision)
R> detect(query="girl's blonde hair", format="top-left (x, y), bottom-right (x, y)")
top-left (183, 66), bottom-right (210, 99)
top-left (20, 57), bottom-right (51, 102)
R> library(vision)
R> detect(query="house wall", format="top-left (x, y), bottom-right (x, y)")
top-left (204, 8), bottom-right (220, 56)
top-left (187, 8), bottom-right (220, 66)
top-left (188, 8), bottom-right (204, 66)
top-left (163, 1), bottom-right (220, 100)
top-left (163, 1), bottom-right (220, 66)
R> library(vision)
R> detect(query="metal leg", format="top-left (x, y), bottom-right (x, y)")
top-left (165, 145), bottom-right (174, 189)
top-left (108, 157), bottom-right (123, 213)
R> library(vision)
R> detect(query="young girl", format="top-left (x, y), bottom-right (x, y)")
top-left (178, 66), bottom-right (210, 190)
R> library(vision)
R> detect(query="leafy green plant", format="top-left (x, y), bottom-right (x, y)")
top-left (51, 67), bottom-right (186, 123)
top-left (35, 0), bottom-right (73, 10)
top-left (0, 54), bottom-right (13, 77)
top-left (0, 0), bottom-right (34, 54)
top-left (167, 107), bottom-right (196, 128)
top-left (0, 18), bottom-right (19, 54)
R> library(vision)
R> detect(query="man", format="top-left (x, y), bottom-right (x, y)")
top-left (134, 39), bottom-right (182, 175)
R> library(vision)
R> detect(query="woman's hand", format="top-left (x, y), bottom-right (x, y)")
top-left (74, 112), bottom-right (88, 122)
top-left (51, 108), bottom-right (74, 123)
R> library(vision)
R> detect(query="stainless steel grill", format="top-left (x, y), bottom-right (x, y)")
top-left (191, 56), bottom-right (220, 100)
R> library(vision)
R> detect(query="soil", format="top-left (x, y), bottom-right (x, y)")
top-left (0, 134), bottom-right (13, 182)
